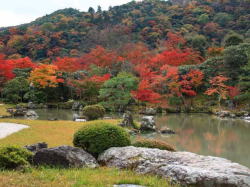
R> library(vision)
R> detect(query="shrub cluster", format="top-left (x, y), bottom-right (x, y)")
top-left (82, 104), bottom-right (105, 120)
top-left (0, 146), bottom-right (33, 170)
top-left (73, 122), bottom-right (131, 157)
top-left (132, 138), bottom-right (176, 152)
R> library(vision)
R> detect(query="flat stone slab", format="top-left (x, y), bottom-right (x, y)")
top-left (0, 123), bottom-right (29, 139)
top-left (99, 146), bottom-right (250, 187)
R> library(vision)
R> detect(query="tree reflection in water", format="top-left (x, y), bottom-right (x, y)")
top-left (147, 113), bottom-right (249, 167)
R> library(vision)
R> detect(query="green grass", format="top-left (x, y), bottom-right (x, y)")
top-left (0, 167), bottom-right (174, 187)
top-left (0, 118), bottom-right (176, 187)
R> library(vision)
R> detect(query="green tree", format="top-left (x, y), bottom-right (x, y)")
top-left (223, 43), bottom-right (250, 83)
top-left (213, 12), bottom-right (233, 27)
top-left (88, 7), bottom-right (95, 14)
top-left (189, 35), bottom-right (207, 56)
top-left (238, 49), bottom-right (250, 101)
top-left (99, 72), bottom-right (138, 111)
top-left (97, 5), bottom-right (102, 13)
top-left (198, 14), bottom-right (209, 24)
top-left (23, 88), bottom-right (47, 103)
top-left (223, 33), bottom-right (244, 47)
top-left (2, 77), bottom-right (29, 103)
top-left (13, 68), bottom-right (32, 78)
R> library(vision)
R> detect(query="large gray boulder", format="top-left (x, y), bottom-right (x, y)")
top-left (33, 146), bottom-right (98, 168)
top-left (140, 116), bottom-right (156, 131)
top-left (98, 146), bottom-right (250, 187)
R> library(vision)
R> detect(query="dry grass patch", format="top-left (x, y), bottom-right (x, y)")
top-left (0, 119), bottom-right (119, 147)
top-left (0, 104), bottom-right (11, 116)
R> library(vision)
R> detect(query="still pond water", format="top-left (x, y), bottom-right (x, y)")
top-left (33, 109), bottom-right (250, 168)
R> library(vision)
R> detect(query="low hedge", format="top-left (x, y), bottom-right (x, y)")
top-left (132, 138), bottom-right (176, 152)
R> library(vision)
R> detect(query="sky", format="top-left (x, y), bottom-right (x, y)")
top-left (0, 0), bottom-right (132, 27)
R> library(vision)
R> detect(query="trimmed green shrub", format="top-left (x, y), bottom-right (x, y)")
top-left (73, 122), bottom-right (131, 157)
top-left (82, 104), bottom-right (105, 120)
top-left (0, 146), bottom-right (33, 170)
top-left (132, 138), bottom-right (176, 152)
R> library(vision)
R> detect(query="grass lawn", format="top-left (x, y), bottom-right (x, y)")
top-left (0, 118), bottom-right (176, 187)
top-left (0, 104), bottom-right (11, 117)
top-left (0, 167), bottom-right (175, 187)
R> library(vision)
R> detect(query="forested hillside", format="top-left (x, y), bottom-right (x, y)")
top-left (0, 0), bottom-right (249, 112)
top-left (0, 0), bottom-right (249, 60)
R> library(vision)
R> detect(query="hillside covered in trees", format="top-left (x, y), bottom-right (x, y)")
top-left (0, 0), bottom-right (249, 112)
top-left (0, 0), bottom-right (249, 60)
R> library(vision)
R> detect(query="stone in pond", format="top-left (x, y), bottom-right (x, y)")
top-left (158, 127), bottom-right (175, 134)
top-left (27, 102), bottom-right (36, 109)
top-left (7, 108), bottom-right (27, 116)
top-left (25, 110), bottom-right (39, 119)
top-left (72, 101), bottom-right (83, 111)
top-left (98, 146), bottom-right (250, 187)
top-left (33, 146), bottom-right (98, 168)
top-left (140, 116), bottom-right (156, 131)
top-left (119, 111), bottom-right (134, 128)
top-left (140, 107), bottom-right (157, 116)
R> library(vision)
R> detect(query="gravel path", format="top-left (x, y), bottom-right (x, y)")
top-left (0, 123), bottom-right (29, 139)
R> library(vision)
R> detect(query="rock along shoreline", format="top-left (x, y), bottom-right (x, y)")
top-left (98, 146), bottom-right (250, 187)
top-left (25, 143), bottom-right (250, 187)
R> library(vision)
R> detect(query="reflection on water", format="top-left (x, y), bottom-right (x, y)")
top-left (152, 113), bottom-right (250, 168)
top-left (33, 109), bottom-right (250, 168)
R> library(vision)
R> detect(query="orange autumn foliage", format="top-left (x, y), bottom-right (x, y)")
top-left (29, 64), bottom-right (64, 88)
top-left (205, 75), bottom-right (229, 101)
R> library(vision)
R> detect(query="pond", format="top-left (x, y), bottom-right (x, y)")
top-left (25, 109), bottom-right (250, 168)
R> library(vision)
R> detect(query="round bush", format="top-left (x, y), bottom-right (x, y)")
top-left (82, 104), bottom-right (105, 120)
top-left (73, 122), bottom-right (131, 157)
top-left (132, 138), bottom-right (176, 152)
top-left (0, 146), bottom-right (33, 170)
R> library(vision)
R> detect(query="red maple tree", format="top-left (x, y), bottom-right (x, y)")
top-left (53, 57), bottom-right (82, 73)
top-left (131, 79), bottom-right (161, 103)
top-left (81, 46), bottom-right (123, 68)
top-left (0, 54), bottom-right (15, 90)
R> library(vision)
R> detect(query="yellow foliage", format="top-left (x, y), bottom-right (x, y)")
top-left (28, 64), bottom-right (63, 88)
